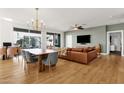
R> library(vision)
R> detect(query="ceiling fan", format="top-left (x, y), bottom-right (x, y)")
top-left (71, 24), bottom-right (85, 31)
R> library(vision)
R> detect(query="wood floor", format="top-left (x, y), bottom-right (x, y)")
top-left (0, 55), bottom-right (124, 84)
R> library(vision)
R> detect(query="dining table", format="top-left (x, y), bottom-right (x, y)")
top-left (22, 48), bottom-right (57, 72)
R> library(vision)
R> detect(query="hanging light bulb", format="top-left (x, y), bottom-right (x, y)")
top-left (31, 8), bottom-right (44, 31)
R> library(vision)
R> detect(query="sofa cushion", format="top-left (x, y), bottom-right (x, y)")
top-left (83, 47), bottom-right (94, 52)
top-left (83, 47), bottom-right (88, 52)
top-left (87, 48), bottom-right (93, 52)
top-left (71, 48), bottom-right (83, 52)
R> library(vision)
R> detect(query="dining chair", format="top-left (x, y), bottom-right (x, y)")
top-left (22, 50), bottom-right (38, 73)
top-left (21, 50), bottom-right (27, 70)
top-left (42, 52), bottom-right (58, 72)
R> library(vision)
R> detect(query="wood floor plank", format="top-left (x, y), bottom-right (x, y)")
top-left (0, 55), bottom-right (124, 84)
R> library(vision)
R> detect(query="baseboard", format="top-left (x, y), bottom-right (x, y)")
top-left (101, 53), bottom-right (124, 56)
top-left (100, 53), bottom-right (108, 55)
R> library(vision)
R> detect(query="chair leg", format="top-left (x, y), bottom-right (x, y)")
top-left (28, 64), bottom-right (30, 74)
top-left (48, 58), bottom-right (51, 72)
top-left (49, 65), bottom-right (51, 72)
top-left (15, 56), bottom-right (17, 62)
top-left (35, 62), bottom-right (37, 67)
top-left (22, 57), bottom-right (23, 64)
top-left (22, 58), bottom-right (24, 68)
top-left (53, 65), bottom-right (56, 70)
top-left (24, 62), bottom-right (27, 73)
top-left (44, 65), bottom-right (46, 71)
top-left (24, 63), bottom-right (30, 74)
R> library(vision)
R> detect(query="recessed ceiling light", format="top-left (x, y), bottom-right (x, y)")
top-left (2, 17), bottom-right (13, 22)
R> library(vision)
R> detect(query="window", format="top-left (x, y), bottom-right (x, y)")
top-left (14, 31), bottom-right (41, 48)
top-left (13, 27), bottom-right (61, 48)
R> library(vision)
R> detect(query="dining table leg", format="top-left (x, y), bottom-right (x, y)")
top-left (38, 55), bottom-right (42, 72)
top-left (38, 55), bottom-right (45, 72)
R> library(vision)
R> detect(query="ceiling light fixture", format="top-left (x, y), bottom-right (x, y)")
top-left (31, 8), bottom-right (44, 31)
top-left (73, 27), bottom-right (79, 31)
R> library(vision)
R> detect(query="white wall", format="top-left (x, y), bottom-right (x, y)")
top-left (0, 19), bottom-right (14, 46)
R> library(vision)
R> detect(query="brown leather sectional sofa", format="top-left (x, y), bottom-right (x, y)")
top-left (59, 47), bottom-right (97, 64)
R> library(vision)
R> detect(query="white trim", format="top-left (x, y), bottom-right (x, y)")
top-left (100, 53), bottom-right (108, 55)
top-left (122, 31), bottom-right (124, 56)
top-left (107, 30), bottom-right (124, 56)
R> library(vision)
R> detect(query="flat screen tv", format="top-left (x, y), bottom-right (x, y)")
top-left (77, 35), bottom-right (91, 44)
top-left (3, 42), bottom-right (12, 47)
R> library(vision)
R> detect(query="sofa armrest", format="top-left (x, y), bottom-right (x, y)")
top-left (87, 50), bottom-right (97, 62)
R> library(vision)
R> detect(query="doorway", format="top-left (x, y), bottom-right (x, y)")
top-left (107, 30), bottom-right (123, 56)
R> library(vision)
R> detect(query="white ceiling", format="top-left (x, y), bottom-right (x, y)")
top-left (0, 8), bottom-right (124, 32)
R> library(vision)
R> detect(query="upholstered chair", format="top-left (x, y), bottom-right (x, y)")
top-left (22, 51), bottom-right (38, 73)
top-left (42, 52), bottom-right (58, 72)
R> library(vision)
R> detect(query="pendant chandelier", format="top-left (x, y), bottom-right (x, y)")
top-left (31, 8), bottom-right (43, 31)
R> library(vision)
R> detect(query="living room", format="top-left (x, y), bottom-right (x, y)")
top-left (1, 0), bottom-right (124, 92)
top-left (0, 8), bottom-right (124, 83)
top-left (0, 8), bottom-right (124, 84)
